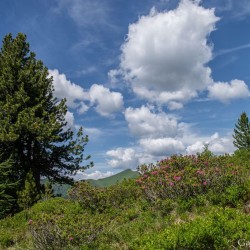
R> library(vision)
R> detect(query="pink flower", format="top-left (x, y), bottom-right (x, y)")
top-left (162, 165), bottom-right (171, 169)
top-left (69, 236), bottom-right (74, 241)
top-left (203, 181), bottom-right (207, 186)
top-left (173, 176), bottom-right (181, 181)
top-left (151, 171), bottom-right (158, 175)
top-left (28, 219), bottom-right (33, 225)
top-left (196, 170), bottom-right (204, 175)
top-left (169, 182), bottom-right (174, 186)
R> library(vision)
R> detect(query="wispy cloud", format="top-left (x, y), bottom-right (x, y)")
top-left (214, 43), bottom-right (250, 58)
top-left (233, 0), bottom-right (250, 19)
top-left (54, 0), bottom-right (117, 30)
top-left (216, 0), bottom-right (250, 20)
top-left (214, 0), bottom-right (233, 12)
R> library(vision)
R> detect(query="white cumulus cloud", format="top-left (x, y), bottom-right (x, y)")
top-left (140, 137), bottom-right (185, 156)
top-left (65, 111), bottom-right (75, 128)
top-left (208, 79), bottom-right (250, 102)
top-left (49, 69), bottom-right (123, 117)
top-left (186, 141), bottom-right (204, 155)
top-left (89, 84), bottom-right (124, 117)
top-left (186, 132), bottom-right (234, 155)
top-left (49, 69), bottom-right (87, 108)
top-left (124, 105), bottom-right (179, 138)
top-left (74, 170), bottom-right (114, 180)
top-left (106, 147), bottom-right (139, 169)
top-left (111, 0), bottom-right (219, 107)
top-left (78, 102), bottom-right (89, 114)
top-left (106, 146), bottom-right (159, 170)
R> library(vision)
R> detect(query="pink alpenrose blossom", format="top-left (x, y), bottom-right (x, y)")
top-left (173, 176), bottom-right (181, 181)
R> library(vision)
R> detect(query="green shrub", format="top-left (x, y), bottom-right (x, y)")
top-left (30, 212), bottom-right (107, 249)
top-left (26, 197), bottom-right (108, 249)
top-left (1, 152), bottom-right (249, 250)
top-left (68, 179), bottom-right (142, 213)
top-left (0, 231), bottom-right (15, 248)
top-left (0, 210), bottom-right (30, 248)
top-left (133, 207), bottom-right (250, 249)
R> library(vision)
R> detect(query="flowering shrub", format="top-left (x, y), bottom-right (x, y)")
top-left (137, 154), bottom-right (245, 202)
top-left (29, 212), bottom-right (106, 249)
top-left (68, 179), bottom-right (142, 213)
top-left (27, 198), bottom-right (107, 249)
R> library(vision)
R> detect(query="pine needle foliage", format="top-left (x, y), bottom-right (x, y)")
top-left (43, 181), bottom-right (55, 200)
top-left (233, 112), bottom-right (250, 149)
top-left (0, 156), bottom-right (18, 218)
top-left (17, 170), bottom-right (40, 210)
top-left (0, 33), bottom-right (92, 201)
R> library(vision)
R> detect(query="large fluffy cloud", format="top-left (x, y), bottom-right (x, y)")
top-left (106, 130), bottom-right (234, 169)
top-left (124, 106), bottom-right (179, 138)
top-left (89, 84), bottom-right (124, 117)
top-left (106, 103), bottom-right (235, 169)
top-left (208, 79), bottom-right (250, 102)
top-left (186, 132), bottom-right (234, 155)
top-left (106, 146), bottom-right (158, 169)
top-left (106, 148), bottom-right (139, 169)
top-left (49, 69), bottom-right (87, 108)
top-left (111, 0), bottom-right (249, 108)
top-left (111, 0), bottom-right (219, 108)
top-left (140, 137), bottom-right (185, 156)
top-left (49, 69), bottom-right (123, 117)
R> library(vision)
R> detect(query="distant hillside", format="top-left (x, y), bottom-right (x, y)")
top-left (41, 179), bottom-right (72, 198)
top-left (41, 169), bottom-right (139, 197)
top-left (87, 169), bottom-right (139, 187)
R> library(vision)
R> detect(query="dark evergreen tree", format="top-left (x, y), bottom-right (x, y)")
top-left (17, 170), bottom-right (40, 210)
top-left (0, 33), bottom-right (92, 198)
top-left (42, 181), bottom-right (55, 200)
top-left (0, 156), bottom-right (18, 218)
top-left (233, 112), bottom-right (250, 149)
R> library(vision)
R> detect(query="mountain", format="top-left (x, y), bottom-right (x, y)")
top-left (41, 169), bottom-right (139, 197)
top-left (87, 169), bottom-right (139, 187)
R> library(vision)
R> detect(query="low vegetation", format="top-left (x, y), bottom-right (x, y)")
top-left (1, 149), bottom-right (250, 249)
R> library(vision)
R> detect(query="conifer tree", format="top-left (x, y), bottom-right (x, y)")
top-left (233, 112), bottom-right (250, 149)
top-left (43, 181), bottom-right (54, 200)
top-left (0, 33), bottom-right (92, 197)
top-left (0, 157), bottom-right (18, 218)
top-left (17, 170), bottom-right (40, 210)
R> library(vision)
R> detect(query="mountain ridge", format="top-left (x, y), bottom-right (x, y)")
top-left (87, 169), bottom-right (139, 187)
top-left (43, 169), bottom-right (139, 197)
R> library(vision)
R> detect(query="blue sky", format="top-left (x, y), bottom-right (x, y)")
top-left (1, 0), bottom-right (250, 179)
